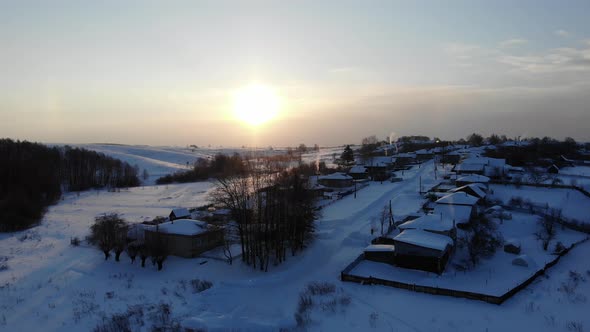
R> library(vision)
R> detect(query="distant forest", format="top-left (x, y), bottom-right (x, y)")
top-left (0, 139), bottom-right (140, 232)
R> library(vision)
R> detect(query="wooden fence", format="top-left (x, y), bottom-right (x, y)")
top-left (341, 238), bottom-right (589, 305)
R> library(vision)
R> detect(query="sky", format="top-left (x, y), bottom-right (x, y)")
top-left (1, 0), bottom-right (590, 147)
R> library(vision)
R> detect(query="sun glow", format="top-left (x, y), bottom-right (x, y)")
top-left (233, 84), bottom-right (281, 126)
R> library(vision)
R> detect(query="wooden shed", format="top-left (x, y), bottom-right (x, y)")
top-left (393, 229), bottom-right (454, 274)
top-left (364, 244), bottom-right (396, 264)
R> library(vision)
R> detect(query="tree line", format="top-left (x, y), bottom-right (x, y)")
top-left (156, 153), bottom-right (247, 184)
top-left (0, 139), bottom-right (140, 231)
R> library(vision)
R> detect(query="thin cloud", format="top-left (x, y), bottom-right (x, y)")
top-left (499, 39), bottom-right (528, 48)
top-left (554, 29), bottom-right (571, 38)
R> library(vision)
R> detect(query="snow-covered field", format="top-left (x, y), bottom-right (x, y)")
top-left (489, 184), bottom-right (590, 223)
top-left (79, 144), bottom-right (347, 185)
top-left (1, 157), bottom-right (589, 331)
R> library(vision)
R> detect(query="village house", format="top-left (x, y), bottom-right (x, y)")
top-left (393, 229), bottom-right (454, 274)
top-left (393, 152), bottom-right (417, 167)
top-left (348, 165), bottom-right (369, 180)
top-left (432, 192), bottom-right (480, 227)
top-left (169, 208), bottom-right (191, 221)
top-left (317, 172), bottom-right (354, 188)
top-left (144, 219), bottom-right (224, 258)
top-left (448, 184), bottom-right (487, 200)
top-left (398, 214), bottom-right (456, 240)
top-left (455, 174), bottom-right (491, 188)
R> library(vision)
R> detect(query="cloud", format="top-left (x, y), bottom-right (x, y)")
top-left (499, 39), bottom-right (528, 48)
top-left (554, 29), bottom-right (571, 38)
top-left (497, 44), bottom-right (590, 73)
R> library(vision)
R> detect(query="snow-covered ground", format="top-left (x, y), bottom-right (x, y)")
top-left (79, 144), bottom-right (348, 185)
top-left (1, 160), bottom-right (589, 331)
top-left (489, 184), bottom-right (590, 223)
top-left (351, 212), bottom-right (587, 296)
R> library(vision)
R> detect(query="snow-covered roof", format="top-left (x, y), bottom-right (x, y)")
top-left (433, 204), bottom-right (473, 224)
top-left (449, 184), bottom-right (487, 199)
top-left (505, 238), bottom-right (521, 248)
top-left (364, 244), bottom-right (395, 252)
top-left (398, 214), bottom-right (454, 232)
top-left (151, 219), bottom-right (210, 236)
top-left (171, 208), bottom-right (190, 218)
top-left (456, 175), bottom-right (490, 183)
top-left (348, 165), bottom-right (367, 174)
top-left (435, 192), bottom-right (479, 206)
top-left (318, 172), bottom-right (353, 181)
top-left (454, 163), bottom-right (485, 172)
top-left (512, 254), bottom-right (536, 268)
top-left (395, 153), bottom-right (416, 158)
top-left (394, 229), bottom-right (453, 251)
top-left (462, 157), bottom-right (506, 167)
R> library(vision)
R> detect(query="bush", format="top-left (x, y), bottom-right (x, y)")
top-left (70, 237), bottom-right (81, 246)
top-left (190, 279), bottom-right (213, 293)
top-left (306, 282), bottom-right (336, 296)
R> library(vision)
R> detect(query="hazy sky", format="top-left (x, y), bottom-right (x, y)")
top-left (2, 0), bottom-right (590, 147)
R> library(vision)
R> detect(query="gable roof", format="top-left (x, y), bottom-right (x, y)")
top-left (456, 175), bottom-right (490, 184)
top-left (398, 214), bottom-right (455, 232)
top-left (318, 172), bottom-right (353, 181)
top-left (348, 165), bottom-right (367, 174)
top-left (435, 192), bottom-right (479, 206)
top-left (433, 204), bottom-right (473, 225)
top-left (394, 229), bottom-right (453, 251)
top-left (449, 184), bottom-right (487, 199)
top-left (151, 219), bottom-right (209, 236)
top-left (171, 208), bottom-right (190, 218)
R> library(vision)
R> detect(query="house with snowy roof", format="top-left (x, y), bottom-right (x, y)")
top-left (348, 165), bottom-right (369, 180)
top-left (393, 229), bottom-right (454, 274)
top-left (398, 214), bottom-right (456, 239)
top-left (455, 174), bottom-right (490, 188)
top-left (317, 172), bottom-right (354, 188)
top-left (432, 192), bottom-right (480, 227)
top-left (144, 219), bottom-right (224, 258)
top-left (448, 184), bottom-right (487, 199)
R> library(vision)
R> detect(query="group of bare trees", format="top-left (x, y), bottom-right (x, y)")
top-left (212, 160), bottom-right (318, 271)
top-left (89, 213), bottom-right (169, 270)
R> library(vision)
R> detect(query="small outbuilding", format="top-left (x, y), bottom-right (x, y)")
top-left (393, 229), bottom-right (454, 274)
top-left (455, 175), bottom-right (491, 187)
top-left (169, 208), bottom-right (191, 221)
top-left (504, 239), bottom-right (521, 254)
top-left (364, 244), bottom-right (396, 264)
top-left (348, 165), bottom-right (369, 180)
top-left (512, 254), bottom-right (536, 268)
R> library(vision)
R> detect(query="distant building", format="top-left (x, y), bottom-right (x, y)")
top-left (317, 172), bottom-right (354, 188)
top-left (169, 208), bottom-right (191, 221)
top-left (398, 214), bottom-right (456, 240)
top-left (348, 165), bottom-right (369, 180)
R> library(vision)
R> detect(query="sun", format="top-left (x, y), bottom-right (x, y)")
top-left (233, 84), bottom-right (281, 126)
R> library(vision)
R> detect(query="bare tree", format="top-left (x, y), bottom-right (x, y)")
top-left (462, 216), bottom-right (503, 267)
top-left (89, 213), bottom-right (127, 260)
top-left (536, 208), bottom-right (560, 251)
top-left (149, 231), bottom-right (168, 271)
